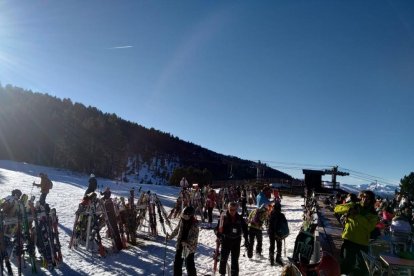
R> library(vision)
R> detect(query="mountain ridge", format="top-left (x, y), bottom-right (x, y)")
top-left (0, 84), bottom-right (292, 184)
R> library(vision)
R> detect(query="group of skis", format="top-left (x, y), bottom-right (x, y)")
top-left (68, 188), bottom-right (173, 257)
top-left (0, 194), bottom-right (62, 276)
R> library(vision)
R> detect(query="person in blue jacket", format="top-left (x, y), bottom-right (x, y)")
top-left (256, 186), bottom-right (272, 208)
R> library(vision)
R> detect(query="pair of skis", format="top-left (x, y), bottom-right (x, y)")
top-left (213, 212), bottom-right (225, 274)
top-left (20, 195), bottom-right (37, 274)
top-left (0, 208), bottom-right (13, 276)
top-left (69, 199), bottom-right (106, 257)
top-left (28, 199), bottom-right (62, 270)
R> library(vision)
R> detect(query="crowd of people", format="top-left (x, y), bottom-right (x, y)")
top-left (333, 190), bottom-right (414, 275)
top-left (166, 182), bottom-right (289, 276)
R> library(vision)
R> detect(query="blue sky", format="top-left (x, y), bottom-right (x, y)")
top-left (1, 1), bottom-right (413, 186)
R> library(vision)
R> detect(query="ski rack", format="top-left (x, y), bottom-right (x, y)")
top-left (0, 194), bottom-right (62, 273)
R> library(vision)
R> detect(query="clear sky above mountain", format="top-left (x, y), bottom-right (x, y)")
top-left (1, 1), bottom-right (413, 186)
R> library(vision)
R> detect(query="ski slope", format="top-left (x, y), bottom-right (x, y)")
top-left (0, 160), bottom-right (305, 276)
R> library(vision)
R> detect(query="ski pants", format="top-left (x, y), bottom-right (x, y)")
top-left (39, 193), bottom-right (47, 206)
top-left (219, 237), bottom-right (241, 276)
top-left (174, 247), bottom-right (196, 276)
top-left (269, 236), bottom-right (282, 260)
top-left (241, 199), bottom-right (248, 217)
top-left (340, 239), bottom-right (369, 276)
top-left (207, 207), bottom-right (213, 224)
top-left (247, 227), bottom-right (262, 258)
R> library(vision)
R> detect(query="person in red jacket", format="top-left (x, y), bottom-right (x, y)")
top-left (205, 188), bottom-right (217, 228)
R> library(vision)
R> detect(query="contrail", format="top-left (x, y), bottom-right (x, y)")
top-left (108, 45), bottom-right (133, 49)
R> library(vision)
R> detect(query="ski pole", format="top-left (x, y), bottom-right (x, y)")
top-left (163, 236), bottom-right (168, 276)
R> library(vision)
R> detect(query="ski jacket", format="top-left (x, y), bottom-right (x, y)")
top-left (256, 191), bottom-right (271, 208)
top-left (34, 176), bottom-right (52, 194)
top-left (205, 191), bottom-right (217, 208)
top-left (268, 210), bottom-right (288, 239)
top-left (0, 196), bottom-right (18, 216)
top-left (334, 202), bottom-right (378, 246)
top-left (169, 217), bottom-right (199, 254)
top-left (100, 190), bottom-right (111, 200)
top-left (88, 177), bottom-right (98, 191)
top-left (216, 211), bottom-right (248, 241)
top-left (247, 207), bottom-right (268, 230)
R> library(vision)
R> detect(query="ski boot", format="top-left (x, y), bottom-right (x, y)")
top-left (276, 256), bottom-right (284, 266)
top-left (269, 253), bottom-right (275, 266)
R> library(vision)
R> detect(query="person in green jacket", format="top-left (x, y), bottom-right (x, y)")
top-left (334, 190), bottom-right (378, 275)
top-left (247, 202), bottom-right (270, 259)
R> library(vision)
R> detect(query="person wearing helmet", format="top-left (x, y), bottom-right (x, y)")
top-left (166, 206), bottom-right (199, 276)
top-left (0, 189), bottom-right (23, 216)
top-left (11, 189), bottom-right (22, 199)
top-left (84, 173), bottom-right (98, 196)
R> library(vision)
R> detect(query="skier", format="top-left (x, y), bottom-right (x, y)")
top-left (272, 188), bottom-right (282, 203)
top-left (268, 201), bottom-right (288, 266)
top-left (205, 188), bottom-right (217, 229)
top-left (180, 177), bottom-right (189, 190)
top-left (247, 203), bottom-right (270, 259)
top-left (167, 206), bottom-right (199, 276)
top-left (0, 189), bottom-right (22, 215)
top-left (100, 187), bottom-right (111, 200)
top-left (32, 172), bottom-right (53, 206)
top-left (84, 174), bottom-right (98, 196)
top-left (215, 202), bottom-right (249, 276)
top-left (240, 186), bottom-right (248, 218)
top-left (256, 186), bottom-right (272, 208)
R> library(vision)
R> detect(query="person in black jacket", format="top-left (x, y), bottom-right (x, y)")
top-left (100, 187), bottom-right (111, 200)
top-left (215, 202), bottom-right (249, 276)
top-left (268, 202), bottom-right (288, 266)
top-left (84, 174), bottom-right (98, 196)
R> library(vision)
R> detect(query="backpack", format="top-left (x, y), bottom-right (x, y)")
top-left (46, 178), bottom-right (53, 189)
top-left (276, 219), bottom-right (290, 239)
top-left (248, 209), bottom-right (261, 225)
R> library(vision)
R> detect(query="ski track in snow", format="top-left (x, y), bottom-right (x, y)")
top-left (0, 160), bottom-right (305, 275)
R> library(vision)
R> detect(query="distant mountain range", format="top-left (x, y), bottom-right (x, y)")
top-left (341, 182), bottom-right (399, 199)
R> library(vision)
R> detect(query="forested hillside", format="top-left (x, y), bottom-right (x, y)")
top-left (0, 84), bottom-right (292, 184)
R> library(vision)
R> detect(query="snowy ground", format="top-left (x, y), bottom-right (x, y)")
top-left (0, 160), bottom-right (305, 276)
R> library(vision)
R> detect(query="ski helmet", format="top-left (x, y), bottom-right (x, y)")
top-left (12, 189), bottom-right (22, 198)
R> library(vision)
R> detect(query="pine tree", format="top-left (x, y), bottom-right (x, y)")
top-left (400, 172), bottom-right (414, 197)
